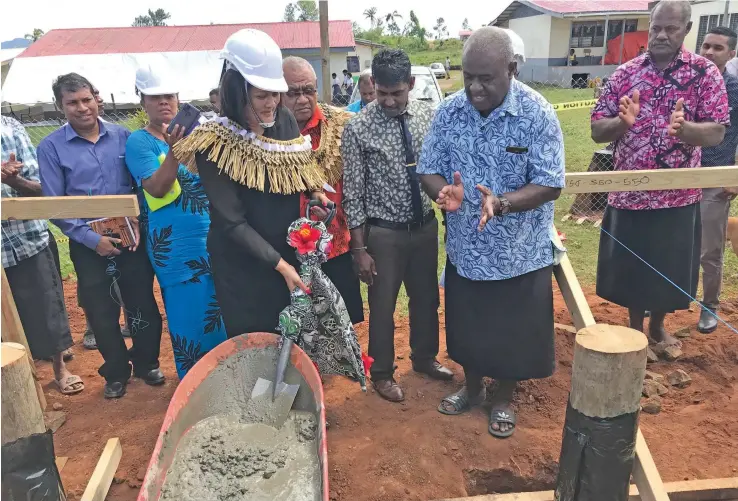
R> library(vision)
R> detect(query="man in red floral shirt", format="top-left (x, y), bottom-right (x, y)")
top-left (591, 0), bottom-right (729, 350)
top-left (282, 56), bottom-right (364, 325)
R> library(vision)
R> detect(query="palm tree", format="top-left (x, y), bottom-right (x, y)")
top-left (384, 10), bottom-right (403, 35)
top-left (24, 28), bottom-right (45, 42)
top-left (364, 7), bottom-right (378, 28)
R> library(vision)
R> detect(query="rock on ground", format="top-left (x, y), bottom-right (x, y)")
top-left (641, 397), bottom-right (662, 414)
top-left (643, 380), bottom-right (669, 398)
top-left (644, 370), bottom-right (665, 384)
top-left (667, 369), bottom-right (692, 388)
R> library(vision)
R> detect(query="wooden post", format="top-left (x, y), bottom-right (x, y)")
top-left (1, 268), bottom-right (46, 410)
top-left (1, 342), bottom-right (46, 446)
top-left (319, 0), bottom-right (331, 104)
top-left (555, 325), bottom-right (648, 501)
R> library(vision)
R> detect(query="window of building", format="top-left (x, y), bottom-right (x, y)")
top-left (696, 13), bottom-right (738, 51)
top-left (571, 19), bottom-right (641, 48)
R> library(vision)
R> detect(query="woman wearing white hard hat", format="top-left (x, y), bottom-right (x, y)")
top-left (125, 63), bottom-right (227, 378)
top-left (175, 29), bottom-right (328, 337)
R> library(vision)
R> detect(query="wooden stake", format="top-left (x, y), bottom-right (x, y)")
top-left (552, 236), bottom-right (669, 501)
top-left (569, 325), bottom-right (647, 419)
top-left (1, 269), bottom-right (46, 410)
top-left (81, 438), bottom-right (122, 501)
top-left (319, 1), bottom-right (331, 104)
top-left (555, 325), bottom-right (648, 501)
top-left (1, 342), bottom-right (46, 446)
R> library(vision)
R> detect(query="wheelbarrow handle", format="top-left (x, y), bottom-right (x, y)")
top-left (273, 338), bottom-right (294, 401)
top-left (306, 199), bottom-right (337, 226)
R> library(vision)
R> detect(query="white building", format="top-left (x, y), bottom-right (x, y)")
top-left (491, 0), bottom-right (651, 84)
top-left (683, 0), bottom-right (738, 52)
top-left (2, 21), bottom-right (366, 107)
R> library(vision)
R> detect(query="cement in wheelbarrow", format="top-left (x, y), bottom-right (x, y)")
top-left (137, 333), bottom-right (328, 501)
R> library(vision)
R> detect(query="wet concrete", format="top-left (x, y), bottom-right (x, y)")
top-left (155, 345), bottom-right (322, 501)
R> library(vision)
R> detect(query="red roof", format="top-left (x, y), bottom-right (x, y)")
top-left (526, 0), bottom-right (650, 14)
top-left (19, 21), bottom-right (355, 57)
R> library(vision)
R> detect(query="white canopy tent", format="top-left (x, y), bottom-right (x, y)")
top-left (2, 51), bottom-right (225, 106)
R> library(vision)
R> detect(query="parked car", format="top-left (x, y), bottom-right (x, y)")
top-left (347, 66), bottom-right (444, 110)
top-left (430, 62), bottom-right (447, 79)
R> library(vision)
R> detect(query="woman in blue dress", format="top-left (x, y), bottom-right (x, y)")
top-left (125, 65), bottom-right (227, 378)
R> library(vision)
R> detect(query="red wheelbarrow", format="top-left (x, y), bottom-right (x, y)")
top-left (136, 332), bottom-right (329, 501)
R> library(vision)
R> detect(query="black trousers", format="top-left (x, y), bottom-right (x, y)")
top-left (69, 241), bottom-right (162, 382)
top-left (366, 217), bottom-right (440, 380)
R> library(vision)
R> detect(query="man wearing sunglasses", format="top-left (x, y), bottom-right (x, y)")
top-left (280, 56), bottom-right (365, 328)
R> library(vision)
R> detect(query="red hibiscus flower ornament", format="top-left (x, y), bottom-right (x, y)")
top-left (361, 353), bottom-right (374, 375)
top-left (289, 223), bottom-right (322, 254)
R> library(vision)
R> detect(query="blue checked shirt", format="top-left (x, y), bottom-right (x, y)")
top-left (418, 80), bottom-right (566, 281)
top-left (1, 116), bottom-right (49, 268)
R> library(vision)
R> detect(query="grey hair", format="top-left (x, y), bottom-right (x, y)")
top-left (652, 0), bottom-right (692, 24)
top-left (462, 26), bottom-right (514, 64)
top-left (282, 56), bottom-right (317, 81)
top-left (357, 72), bottom-right (372, 86)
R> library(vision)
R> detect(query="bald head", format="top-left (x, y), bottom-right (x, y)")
top-left (281, 56), bottom-right (318, 129)
top-left (652, 0), bottom-right (691, 24)
top-left (282, 56), bottom-right (317, 84)
top-left (461, 26), bottom-right (517, 116)
top-left (463, 26), bottom-right (514, 66)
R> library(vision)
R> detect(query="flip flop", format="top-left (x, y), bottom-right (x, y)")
top-left (83, 331), bottom-right (97, 350)
top-left (54, 374), bottom-right (84, 395)
top-left (489, 407), bottom-right (516, 439)
top-left (438, 387), bottom-right (486, 416)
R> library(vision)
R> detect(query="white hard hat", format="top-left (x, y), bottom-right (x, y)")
top-left (220, 29), bottom-right (287, 93)
top-left (502, 28), bottom-right (526, 65)
top-left (135, 63), bottom-right (179, 95)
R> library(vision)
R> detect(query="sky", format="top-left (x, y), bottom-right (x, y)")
top-left (1, 0), bottom-right (511, 42)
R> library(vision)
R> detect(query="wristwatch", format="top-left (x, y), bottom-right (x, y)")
top-left (497, 196), bottom-right (511, 216)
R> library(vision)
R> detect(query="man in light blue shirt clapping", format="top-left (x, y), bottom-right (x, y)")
top-left (418, 27), bottom-right (565, 439)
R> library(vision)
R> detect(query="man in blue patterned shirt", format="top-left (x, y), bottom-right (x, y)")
top-left (697, 26), bottom-right (738, 333)
top-left (419, 27), bottom-right (565, 438)
top-left (1, 115), bottom-right (83, 395)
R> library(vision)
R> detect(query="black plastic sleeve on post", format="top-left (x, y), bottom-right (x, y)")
top-left (1, 430), bottom-right (65, 501)
top-left (555, 400), bottom-right (639, 501)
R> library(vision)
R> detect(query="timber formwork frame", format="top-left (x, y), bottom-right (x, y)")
top-left (1, 172), bottom-right (737, 501)
top-left (436, 166), bottom-right (738, 501)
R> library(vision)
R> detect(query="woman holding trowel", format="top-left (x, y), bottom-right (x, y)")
top-left (174, 29), bottom-right (330, 338)
top-left (125, 64), bottom-right (227, 379)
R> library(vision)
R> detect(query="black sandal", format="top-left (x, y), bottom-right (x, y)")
top-left (437, 387), bottom-right (486, 416)
top-left (489, 407), bottom-right (516, 438)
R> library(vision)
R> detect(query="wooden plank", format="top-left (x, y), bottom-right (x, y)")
top-left (433, 476), bottom-right (738, 501)
top-left (55, 456), bottom-right (68, 473)
top-left (1, 268), bottom-right (46, 410)
top-left (80, 438), bottom-right (122, 501)
top-left (552, 227), bottom-right (596, 331)
top-left (632, 429), bottom-right (670, 501)
top-left (552, 231), bottom-right (669, 501)
top-left (1, 195), bottom-right (139, 221)
top-left (563, 166), bottom-right (738, 194)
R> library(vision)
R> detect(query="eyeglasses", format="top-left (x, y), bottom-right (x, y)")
top-left (285, 87), bottom-right (317, 98)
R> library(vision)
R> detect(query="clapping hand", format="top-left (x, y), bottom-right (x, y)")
top-left (618, 89), bottom-right (640, 127)
top-left (668, 98), bottom-right (685, 137)
top-left (437, 171), bottom-right (464, 212)
top-left (1, 153), bottom-right (22, 184)
top-left (476, 184), bottom-right (500, 232)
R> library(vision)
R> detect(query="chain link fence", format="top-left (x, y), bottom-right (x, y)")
top-left (2, 72), bottom-right (614, 222)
